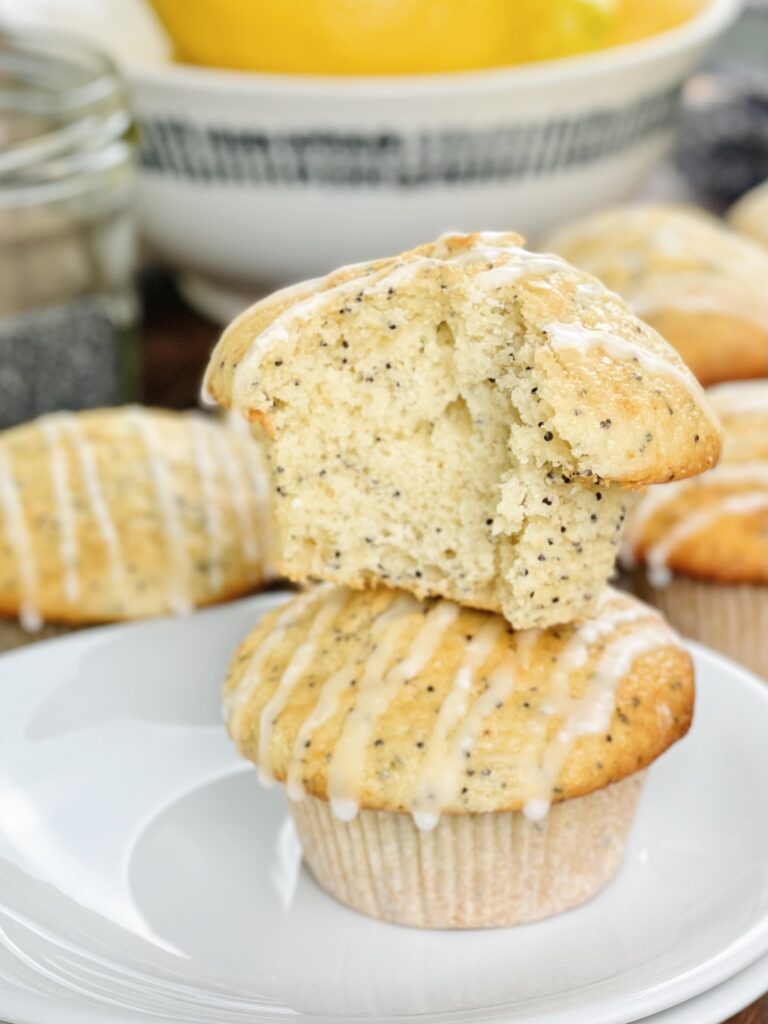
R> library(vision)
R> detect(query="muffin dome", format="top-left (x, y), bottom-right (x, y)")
top-left (206, 231), bottom-right (719, 629)
top-left (0, 407), bottom-right (274, 627)
top-left (225, 584), bottom-right (693, 826)
top-left (728, 180), bottom-right (768, 252)
top-left (621, 380), bottom-right (768, 586)
top-left (543, 205), bottom-right (768, 387)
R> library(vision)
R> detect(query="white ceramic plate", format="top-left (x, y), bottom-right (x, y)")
top-left (646, 952), bottom-right (768, 1024)
top-left (0, 592), bottom-right (767, 1024)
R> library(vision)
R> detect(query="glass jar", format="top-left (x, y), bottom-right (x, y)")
top-left (0, 30), bottom-right (138, 428)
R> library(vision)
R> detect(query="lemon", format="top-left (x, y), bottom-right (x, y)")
top-left (148, 0), bottom-right (617, 75)
top-left (610, 0), bottom-right (703, 45)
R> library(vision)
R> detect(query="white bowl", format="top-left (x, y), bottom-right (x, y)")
top-left (128, 0), bottom-right (740, 305)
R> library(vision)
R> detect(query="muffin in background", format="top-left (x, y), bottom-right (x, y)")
top-left (206, 230), bottom-right (719, 631)
top-left (728, 179), bottom-right (768, 252)
top-left (542, 204), bottom-right (768, 387)
top-left (225, 584), bottom-right (692, 928)
top-left (0, 406), bottom-right (274, 651)
top-left (621, 380), bottom-right (768, 679)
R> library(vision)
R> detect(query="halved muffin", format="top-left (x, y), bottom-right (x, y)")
top-left (621, 380), bottom-right (768, 679)
top-left (543, 204), bottom-right (768, 386)
top-left (206, 231), bottom-right (718, 630)
top-left (225, 584), bottom-right (692, 928)
top-left (0, 406), bottom-right (274, 649)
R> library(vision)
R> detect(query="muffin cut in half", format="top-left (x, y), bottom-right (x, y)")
top-left (542, 204), bottom-right (768, 387)
top-left (206, 231), bottom-right (719, 630)
top-left (728, 180), bottom-right (768, 253)
top-left (225, 584), bottom-right (693, 928)
top-left (621, 380), bottom-right (768, 679)
top-left (0, 406), bottom-right (274, 650)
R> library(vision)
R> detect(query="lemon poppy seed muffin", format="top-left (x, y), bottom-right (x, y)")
top-left (728, 180), bottom-right (768, 253)
top-left (0, 406), bottom-right (274, 649)
top-left (543, 205), bottom-right (768, 387)
top-left (621, 380), bottom-right (768, 679)
top-left (225, 584), bottom-right (693, 927)
top-left (206, 231), bottom-right (719, 630)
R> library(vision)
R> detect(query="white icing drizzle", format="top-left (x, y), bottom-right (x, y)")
top-left (524, 620), bottom-right (676, 822)
top-left (40, 418), bottom-right (79, 604)
top-left (257, 586), bottom-right (349, 786)
top-left (328, 598), bottom-right (459, 823)
top-left (522, 596), bottom-right (664, 821)
top-left (544, 320), bottom-right (715, 426)
top-left (285, 594), bottom-right (417, 802)
top-left (0, 449), bottom-right (41, 631)
top-left (130, 409), bottom-right (192, 616)
top-left (410, 618), bottom-right (506, 831)
top-left (707, 381), bottom-right (768, 418)
top-left (628, 272), bottom-right (768, 328)
top-left (59, 415), bottom-right (125, 588)
top-left (210, 426), bottom-right (261, 566)
top-left (644, 492), bottom-right (768, 588)
top-left (188, 415), bottom-right (224, 594)
top-left (225, 587), bottom-right (326, 729)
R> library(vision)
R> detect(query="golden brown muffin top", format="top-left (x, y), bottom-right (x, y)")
top-left (0, 407), bottom-right (273, 628)
top-left (205, 231), bottom-right (720, 488)
top-left (225, 584), bottom-right (692, 825)
top-left (728, 180), bottom-right (768, 252)
top-left (621, 380), bottom-right (768, 585)
top-left (543, 205), bottom-right (768, 386)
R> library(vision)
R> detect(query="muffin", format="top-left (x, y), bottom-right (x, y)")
top-left (225, 584), bottom-right (693, 928)
top-left (543, 204), bottom-right (768, 387)
top-left (728, 180), bottom-right (768, 252)
top-left (621, 380), bottom-right (768, 679)
top-left (0, 406), bottom-right (274, 649)
top-left (205, 231), bottom-right (719, 630)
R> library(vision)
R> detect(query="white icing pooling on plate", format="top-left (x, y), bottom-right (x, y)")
top-left (644, 492), bottom-right (768, 588)
top-left (257, 587), bottom-right (349, 786)
top-left (522, 595), bottom-right (667, 821)
top-left (59, 415), bottom-right (125, 589)
top-left (188, 416), bottom-right (224, 594)
top-left (285, 593), bottom-right (417, 802)
top-left (543, 320), bottom-right (714, 427)
top-left (410, 617), bottom-right (506, 830)
top-left (0, 449), bottom-right (41, 632)
top-left (328, 598), bottom-right (459, 823)
top-left (130, 409), bottom-right (192, 617)
top-left (40, 418), bottom-right (79, 604)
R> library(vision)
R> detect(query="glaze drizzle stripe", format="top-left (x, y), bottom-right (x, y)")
top-left (257, 586), bottom-right (350, 785)
top-left (59, 415), bottom-right (125, 589)
top-left (130, 409), bottom-right (192, 616)
top-left (189, 417), bottom-right (224, 594)
top-left (210, 427), bottom-right (260, 566)
top-left (0, 449), bottom-right (41, 631)
top-left (410, 618), bottom-right (505, 831)
top-left (285, 594), bottom-right (417, 802)
top-left (40, 419), bottom-right (79, 604)
top-left (328, 597), bottom-right (458, 822)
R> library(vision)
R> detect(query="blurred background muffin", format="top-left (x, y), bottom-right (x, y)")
top-left (728, 178), bottom-right (768, 249)
top-left (0, 407), bottom-right (274, 650)
top-left (620, 379), bottom-right (768, 679)
top-left (542, 204), bottom-right (768, 386)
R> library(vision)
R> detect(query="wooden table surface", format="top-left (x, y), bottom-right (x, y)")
top-left (139, 269), bottom-right (767, 1024)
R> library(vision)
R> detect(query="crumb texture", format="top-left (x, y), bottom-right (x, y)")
top-left (622, 380), bottom-right (768, 585)
top-left (206, 231), bottom-right (719, 628)
top-left (0, 407), bottom-right (274, 627)
top-left (225, 584), bottom-right (693, 819)
top-left (544, 204), bottom-right (768, 386)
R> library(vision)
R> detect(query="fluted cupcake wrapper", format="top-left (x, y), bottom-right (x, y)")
top-left (289, 773), bottom-right (645, 929)
top-left (633, 574), bottom-right (768, 681)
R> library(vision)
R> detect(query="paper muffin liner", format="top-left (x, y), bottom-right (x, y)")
top-left (633, 574), bottom-right (768, 681)
top-left (289, 773), bottom-right (645, 929)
